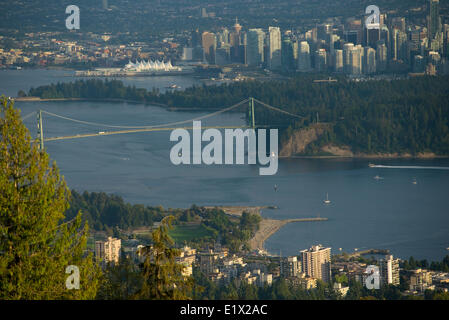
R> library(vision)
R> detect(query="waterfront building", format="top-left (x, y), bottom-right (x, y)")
top-left (281, 256), bottom-right (301, 278)
top-left (123, 59), bottom-right (181, 72)
top-left (379, 255), bottom-right (400, 286)
top-left (409, 269), bottom-right (434, 292)
top-left (300, 245), bottom-right (331, 283)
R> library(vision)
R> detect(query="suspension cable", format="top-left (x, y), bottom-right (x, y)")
top-left (254, 98), bottom-right (304, 119)
top-left (21, 111), bottom-right (36, 121)
top-left (40, 99), bottom-right (249, 129)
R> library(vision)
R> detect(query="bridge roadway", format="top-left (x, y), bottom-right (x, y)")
top-left (44, 125), bottom-right (249, 142)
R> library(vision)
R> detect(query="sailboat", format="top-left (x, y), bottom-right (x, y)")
top-left (323, 193), bottom-right (331, 204)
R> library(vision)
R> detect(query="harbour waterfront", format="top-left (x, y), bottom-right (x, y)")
top-left (2, 69), bottom-right (449, 262)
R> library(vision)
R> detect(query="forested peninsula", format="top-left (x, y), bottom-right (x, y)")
top-left (22, 75), bottom-right (449, 157)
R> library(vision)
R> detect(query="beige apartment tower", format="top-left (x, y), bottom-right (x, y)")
top-left (300, 245), bottom-right (331, 282)
top-left (95, 237), bottom-right (121, 264)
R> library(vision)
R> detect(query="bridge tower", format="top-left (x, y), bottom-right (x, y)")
top-left (249, 97), bottom-right (255, 129)
top-left (37, 110), bottom-right (44, 150)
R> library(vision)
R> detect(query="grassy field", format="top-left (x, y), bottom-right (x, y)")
top-left (168, 224), bottom-right (216, 243)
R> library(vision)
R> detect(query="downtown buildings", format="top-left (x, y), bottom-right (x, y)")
top-left (182, 0), bottom-right (449, 76)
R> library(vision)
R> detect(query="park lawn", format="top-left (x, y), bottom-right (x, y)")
top-left (169, 223), bottom-right (216, 243)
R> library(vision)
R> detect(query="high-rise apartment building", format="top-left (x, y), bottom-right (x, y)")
top-left (300, 245), bottom-right (331, 282)
top-left (334, 49), bottom-right (344, 72)
top-left (282, 38), bottom-right (295, 70)
top-left (281, 256), bottom-right (301, 278)
top-left (95, 237), bottom-right (121, 264)
top-left (246, 29), bottom-right (265, 66)
top-left (428, 0), bottom-right (441, 41)
top-left (343, 42), bottom-right (354, 73)
top-left (298, 41), bottom-right (311, 71)
top-left (376, 41), bottom-right (388, 71)
top-left (268, 27), bottom-right (282, 69)
top-left (379, 255), bottom-right (400, 286)
top-left (349, 45), bottom-right (363, 75)
top-left (202, 32), bottom-right (217, 64)
top-left (363, 47), bottom-right (376, 74)
top-left (315, 49), bottom-right (327, 72)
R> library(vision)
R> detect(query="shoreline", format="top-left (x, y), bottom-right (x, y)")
top-left (210, 206), bottom-right (327, 252)
top-left (13, 97), bottom-right (449, 160)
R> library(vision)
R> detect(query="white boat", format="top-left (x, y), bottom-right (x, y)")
top-left (324, 193), bottom-right (331, 204)
top-left (374, 175), bottom-right (383, 180)
top-left (412, 178), bottom-right (417, 185)
top-left (368, 163), bottom-right (376, 168)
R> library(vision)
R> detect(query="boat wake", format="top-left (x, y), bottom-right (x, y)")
top-left (370, 165), bottom-right (449, 170)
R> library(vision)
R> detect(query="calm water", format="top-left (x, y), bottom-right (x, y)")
top-left (1, 70), bottom-right (449, 261)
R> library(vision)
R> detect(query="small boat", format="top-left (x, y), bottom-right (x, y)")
top-left (412, 178), bottom-right (417, 185)
top-left (368, 163), bottom-right (376, 168)
top-left (374, 175), bottom-right (383, 180)
top-left (274, 184), bottom-right (278, 192)
top-left (323, 193), bottom-right (331, 204)
top-left (166, 84), bottom-right (181, 89)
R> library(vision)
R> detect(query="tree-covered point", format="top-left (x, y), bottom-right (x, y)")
top-left (26, 75), bottom-right (449, 155)
top-left (65, 190), bottom-right (166, 231)
top-left (66, 191), bottom-right (261, 252)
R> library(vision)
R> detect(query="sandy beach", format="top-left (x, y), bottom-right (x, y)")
top-left (206, 206), bottom-right (328, 251)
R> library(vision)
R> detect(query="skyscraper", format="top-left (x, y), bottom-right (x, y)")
top-left (349, 47), bottom-right (362, 75)
top-left (230, 18), bottom-right (244, 63)
top-left (429, 0), bottom-right (441, 41)
top-left (300, 245), bottom-right (331, 282)
top-left (363, 47), bottom-right (376, 74)
top-left (268, 27), bottom-right (282, 69)
top-left (334, 49), bottom-right (344, 72)
top-left (246, 29), bottom-right (265, 66)
top-left (297, 41), bottom-right (311, 71)
top-left (315, 49), bottom-right (327, 72)
top-left (376, 41), bottom-right (388, 71)
top-left (343, 42), bottom-right (354, 73)
top-left (202, 32), bottom-right (217, 64)
top-left (282, 38), bottom-right (295, 71)
top-left (379, 255), bottom-right (400, 286)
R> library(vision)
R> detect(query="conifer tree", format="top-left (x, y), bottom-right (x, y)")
top-left (135, 216), bottom-right (193, 299)
top-left (0, 96), bottom-right (100, 299)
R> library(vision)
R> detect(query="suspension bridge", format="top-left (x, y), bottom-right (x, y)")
top-left (19, 97), bottom-right (304, 150)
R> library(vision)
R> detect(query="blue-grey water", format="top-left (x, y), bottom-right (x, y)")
top-left (1, 69), bottom-right (449, 262)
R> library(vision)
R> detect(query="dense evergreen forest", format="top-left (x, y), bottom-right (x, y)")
top-left (27, 75), bottom-right (449, 155)
top-left (66, 191), bottom-right (260, 251)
